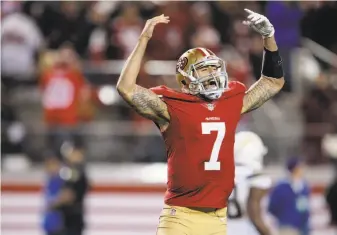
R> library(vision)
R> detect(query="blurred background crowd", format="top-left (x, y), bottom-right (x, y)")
top-left (1, 0), bottom-right (337, 166)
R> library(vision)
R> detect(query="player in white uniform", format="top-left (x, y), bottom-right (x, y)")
top-left (227, 131), bottom-right (273, 235)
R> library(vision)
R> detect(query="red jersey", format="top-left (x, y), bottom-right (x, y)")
top-left (151, 81), bottom-right (246, 208)
top-left (40, 66), bottom-right (85, 126)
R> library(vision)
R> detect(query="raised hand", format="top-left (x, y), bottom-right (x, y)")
top-left (242, 9), bottom-right (274, 38)
top-left (140, 14), bottom-right (170, 39)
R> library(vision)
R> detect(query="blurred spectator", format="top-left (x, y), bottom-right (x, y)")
top-left (42, 144), bottom-right (89, 235)
top-left (322, 130), bottom-right (337, 226)
top-left (41, 2), bottom-right (82, 50)
top-left (326, 175), bottom-right (337, 228)
top-left (224, 17), bottom-right (252, 85)
top-left (268, 157), bottom-right (311, 235)
top-left (59, 144), bottom-right (89, 235)
top-left (218, 44), bottom-right (251, 86)
top-left (87, 2), bottom-right (117, 61)
top-left (148, 2), bottom-right (192, 60)
top-left (208, 2), bottom-right (235, 44)
top-left (1, 1), bottom-right (43, 87)
top-left (109, 2), bottom-right (144, 59)
top-left (322, 133), bottom-right (337, 172)
top-left (42, 152), bottom-right (64, 235)
top-left (301, 2), bottom-right (337, 56)
top-left (266, 2), bottom-right (303, 92)
top-left (37, 2), bottom-right (100, 57)
top-left (301, 74), bottom-right (337, 163)
top-left (39, 44), bottom-right (94, 156)
top-left (266, 2), bottom-right (303, 49)
top-left (190, 2), bottom-right (221, 53)
top-left (249, 34), bottom-right (264, 81)
top-left (299, 1), bottom-right (320, 44)
top-left (1, 83), bottom-right (26, 155)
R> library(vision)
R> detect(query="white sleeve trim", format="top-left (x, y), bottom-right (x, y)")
top-left (249, 174), bottom-right (272, 189)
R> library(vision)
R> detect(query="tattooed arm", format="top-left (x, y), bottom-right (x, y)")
top-left (241, 76), bottom-right (284, 114)
top-left (119, 85), bottom-right (170, 127)
top-left (241, 36), bottom-right (284, 114)
top-left (117, 15), bottom-right (170, 128)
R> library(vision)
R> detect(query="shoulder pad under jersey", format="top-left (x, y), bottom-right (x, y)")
top-left (228, 81), bottom-right (247, 93)
top-left (150, 85), bottom-right (201, 102)
top-left (215, 81), bottom-right (246, 100)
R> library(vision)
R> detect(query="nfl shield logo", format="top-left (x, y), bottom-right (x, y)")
top-left (170, 208), bottom-right (176, 216)
top-left (206, 103), bottom-right (215, 111)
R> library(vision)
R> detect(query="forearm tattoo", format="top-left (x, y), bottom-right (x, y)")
top-left (242, 77), bottom-right (284, 114)
top-left (123, 85), bottom-right (169, 122)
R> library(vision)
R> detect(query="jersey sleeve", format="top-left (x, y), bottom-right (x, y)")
top-left (150, 85), bottom-right (201, 101)
top-left (248, 174), bottom-right (272, 190)
top-left (150, 85), bottom-right (181, 120)
top-left (149, 85), bottom-right (174, 107)
top-left (150, 85), bottom-right (169, 96)
top-left (149, 86), bottom-right (175, 130)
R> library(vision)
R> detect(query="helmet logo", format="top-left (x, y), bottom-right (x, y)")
top-left (176, 57), bottom-right (188, 73)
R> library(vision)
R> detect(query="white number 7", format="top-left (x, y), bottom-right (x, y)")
top-left (202, 122), bottom-right (226, 171)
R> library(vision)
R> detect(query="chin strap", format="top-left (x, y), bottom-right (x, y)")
top-left (178, 68), bottom-right (196, 82)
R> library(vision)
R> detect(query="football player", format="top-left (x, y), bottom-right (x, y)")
top-left (117, 9), bottom-right (284, 235)
top-left (227, 131), bottom-right (272, 235)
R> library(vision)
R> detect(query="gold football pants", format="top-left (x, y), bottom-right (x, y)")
top-left (156, 204), bottom-right (227, 235)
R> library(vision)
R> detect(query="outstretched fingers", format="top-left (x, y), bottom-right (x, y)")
top-left (151, 14), bottom-right (170, 25)
top-left (244, 8), bottom-right (255, 15)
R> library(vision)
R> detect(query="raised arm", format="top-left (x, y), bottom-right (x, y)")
top-left (116, 15), bottom-right (170, 128)
top-left (241, 9), bottom-right (285, 114)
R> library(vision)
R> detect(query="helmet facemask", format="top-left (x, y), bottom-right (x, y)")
top-left (178, 57), bottom-right (228, 100)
